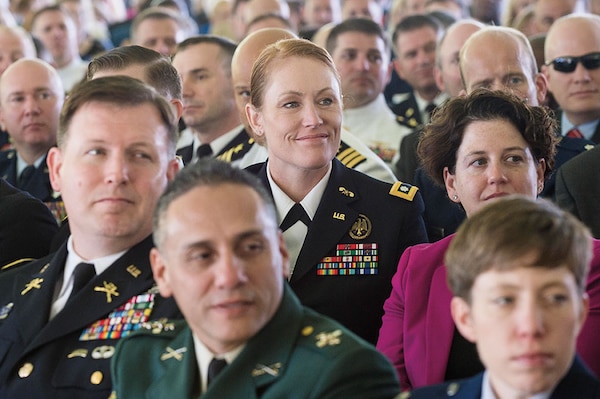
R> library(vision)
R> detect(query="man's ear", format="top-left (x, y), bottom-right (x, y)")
top-left (451, 296), bottom-right (477, 343)
top-left (47, 146), bottom-right (63, 192)
top-left (150, 247), bottom-right (173, 298)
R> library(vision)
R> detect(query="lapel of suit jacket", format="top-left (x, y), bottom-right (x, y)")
top-left (146, 327), bottom-right (199, 399)
top-left (24, 236), bottom-right (156, 353)
top-left (291, 160), bottom-right (359, 282)
top-left (13, 249), bottom-right (66, 347)
top-left (425, 259), bottom-right (455, 385)
top-left (205, 286), bottom-right (302, 398)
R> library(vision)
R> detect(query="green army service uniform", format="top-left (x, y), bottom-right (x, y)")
top-left (110, 285), bottom-right (400, 398)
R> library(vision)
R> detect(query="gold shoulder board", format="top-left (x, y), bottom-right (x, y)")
top-left (389, 182), bottom-right (418, 201)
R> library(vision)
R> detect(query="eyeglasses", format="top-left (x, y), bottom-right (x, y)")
top-left (545, 52), bottom-right (600, 73)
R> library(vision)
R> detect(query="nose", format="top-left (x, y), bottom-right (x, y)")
top-left (572, 61), bottom-right (592, 83)
top-left (515, 298), bottom-right (545, 337)
top-left (303, 103), bottom-right (323, 128)
top-left (154, 41), bottom-right (170, 56)
top-left (103, 154), bottom-right (129, 185)
top-left (354, 53), bottom-right (370, 71)
top-left (213, 252), bottom-right (247, 289)
top-left (23, 95), bottom-right (41, 115)
top-left (181, 76), bottom-right (193, 99)
top-left (486, 160), bottom-right (508, 185)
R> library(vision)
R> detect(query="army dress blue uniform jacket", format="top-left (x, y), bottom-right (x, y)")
top-left (0, 235), bottom-right (181, 399)
top-left (0, 178), bottom-right (57, 267)
top-left (405, 358), bottom-right (600, 399)
top-left (110, 285), bottom-right (401, 399)
top-left (246, 159), bottom-right (428, 344)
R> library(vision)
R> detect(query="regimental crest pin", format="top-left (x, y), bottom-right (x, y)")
top-left (349, 214), bottom-right (372, 240)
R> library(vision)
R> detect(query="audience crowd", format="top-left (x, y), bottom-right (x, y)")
top-left (0, 0), bottom-right (599, 397)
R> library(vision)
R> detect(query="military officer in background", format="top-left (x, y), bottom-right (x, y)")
top-left (0, 76), bottom-right (181, 398)
top-left (174, 35), bottom-right (267, 169)
top-left (110, 159), bottom-right (401, 398)
top-left (0, 58), bottom-right (66, 222)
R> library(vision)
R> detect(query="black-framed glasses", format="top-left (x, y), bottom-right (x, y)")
top-left (545, 52), bottom-right (600, 73)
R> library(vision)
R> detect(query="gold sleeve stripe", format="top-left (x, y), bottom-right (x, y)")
top-left (389, 181), bottom-right (418, 201)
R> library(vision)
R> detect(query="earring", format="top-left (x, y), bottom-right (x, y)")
top-left (452, 195), bottom-right (458, 201)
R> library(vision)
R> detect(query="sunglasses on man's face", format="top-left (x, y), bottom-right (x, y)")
top-left (545, 52), bottom-right (600, 73)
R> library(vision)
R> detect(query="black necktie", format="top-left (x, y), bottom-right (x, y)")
top-left (425, 103), bottom-right (436, 119)
top-left (279, 203), bottom-right (311, 232)
top-left (207, 358), bottom-right (227, 386)
top-left (18, 165), bottom-right (36, 188)
top-left (196, 144), bottom-right (213, 159)
top-left (69, 262), bottom-right (96, 300)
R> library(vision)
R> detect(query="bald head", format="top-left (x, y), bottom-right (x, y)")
top-left (1, 58), bottom-right (63, 100)
top-left (460, 26), bottom-right (545, 105)
top-left (0, 58), bottom-right (64, 161)
top-left (231, 28), bottom-right (296, 135)
top-left (435, 19), bottom-right (484, 97)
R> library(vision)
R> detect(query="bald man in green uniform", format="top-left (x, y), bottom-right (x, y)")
top-left (109, 160), bottom-right (400, 399)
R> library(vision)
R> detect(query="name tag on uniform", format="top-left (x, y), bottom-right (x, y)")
top-left (316, 244), bottom-right (378, 275)
top-left (79, 293), bottom-right (155, 341)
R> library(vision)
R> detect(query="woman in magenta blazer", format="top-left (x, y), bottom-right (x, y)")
top-left (377, 89), bottom-right (600, 390)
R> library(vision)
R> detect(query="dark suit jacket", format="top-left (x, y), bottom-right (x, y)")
top-left (377, 236), bottom-right (600, 391)
top-left (111, 286), bottom-right (401, 399)
top-left (395, 129), bottom-right (421, 184)
top-left (555, 109), bottom-right (600, 145)
top-left (407, 358), bottom-right (600, 398)
top-left (556, 145), bottom-right (600, 238)
top-left (0, 179), bottom-right (57, 267)
top-left (0, 235), bottom-right (181, 399)
top-left (246, 159), bottom-right (428, 344)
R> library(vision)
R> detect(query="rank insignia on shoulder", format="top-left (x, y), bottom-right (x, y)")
top-left (389, 181), bottom-right (418, 201)
top-left (349, 214), bottom-right (371, 240)
top-left (315, 329), bottom-right (342, 348)
top-left (252, 363), bottom-right (282, 377)
top-left (0, 302), bottom-right (13, 319)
